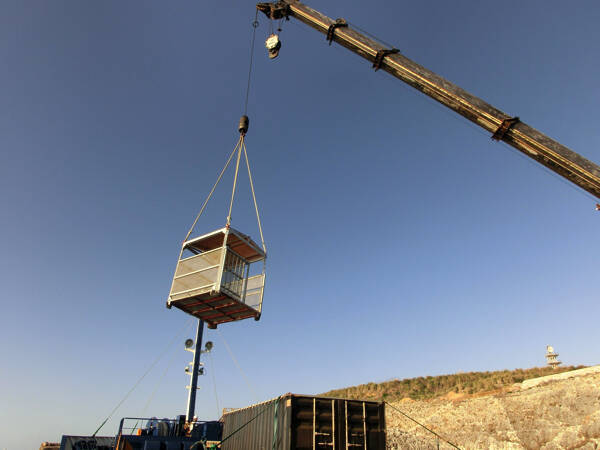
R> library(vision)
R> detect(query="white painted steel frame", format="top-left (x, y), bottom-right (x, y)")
top-left (168, 230), bottom-right (266, 317)
top-left (185, 226), bottom-right (265, 262)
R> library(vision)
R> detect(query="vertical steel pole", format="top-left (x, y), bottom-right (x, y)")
top-left (186, 318), bottom-right (204, 422)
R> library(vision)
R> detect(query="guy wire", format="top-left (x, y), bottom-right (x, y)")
top-left (91, 318), bottom-right (194, 436)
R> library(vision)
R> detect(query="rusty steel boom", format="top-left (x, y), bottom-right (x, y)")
top-left (257, 1), bottom-right (600, 200)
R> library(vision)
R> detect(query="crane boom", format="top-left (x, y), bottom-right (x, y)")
top-left (257, 1), bottom-right (600, 200)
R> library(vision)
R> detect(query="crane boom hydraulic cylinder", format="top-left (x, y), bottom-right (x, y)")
top-left (257, 1), bottom-right (600, 200)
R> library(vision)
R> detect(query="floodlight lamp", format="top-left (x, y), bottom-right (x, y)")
top-left (184, 339), bottom-right (194, 349)
top-left (205, 341), bottom-right (213, 352)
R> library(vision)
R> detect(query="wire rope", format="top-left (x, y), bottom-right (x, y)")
top-left (226, 138), bottom-right (244, 227)
top-left (370, 60), bottom-right (598, 206)
top-left (242, 138), bottom-right (266, 252)
top-left (385, 401), bottom-right (461, 449)
top-left (130, 320), bottom-right (195, 432)
top-left (184, 10), bottom-right (267, 237)
top-left (91, 318), bottom-right (194, 436)
top-left (217, 330), bottom-right (260, 403)
top-left (218, 397), bottom-right (282, 445)
top-left (208, 351), bottom-right (221, 418)
top-left (184, 137), bottom-right (242, 243)
top-left (313, 16), bottom-right (599, 209)
top-left (244, 10), bottom-right (260, 116)
top-left (347, 20), bottom-right (396, 50)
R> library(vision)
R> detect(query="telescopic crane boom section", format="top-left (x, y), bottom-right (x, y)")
top-left (257, 1), bottom-right (600, 200)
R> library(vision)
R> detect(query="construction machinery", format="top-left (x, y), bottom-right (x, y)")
top-left (256, 1), bottom-right (600, 202)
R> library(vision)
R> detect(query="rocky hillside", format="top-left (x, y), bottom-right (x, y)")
top-left (384, 367), bottom-right (600, 449)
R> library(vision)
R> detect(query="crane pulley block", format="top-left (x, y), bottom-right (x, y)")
top-left (256, 2), bottom-right (290, 20)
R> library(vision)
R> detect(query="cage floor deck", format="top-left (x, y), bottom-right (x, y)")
top-left (169, 292), bottom-right (260, 328)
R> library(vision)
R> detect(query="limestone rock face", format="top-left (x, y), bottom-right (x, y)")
top-left (386, 371), bottom-right (600, 449)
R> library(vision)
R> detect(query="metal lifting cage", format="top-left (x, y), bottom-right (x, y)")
top-left (167, 226), bottom-right (266, 329)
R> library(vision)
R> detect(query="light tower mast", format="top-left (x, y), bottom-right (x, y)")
top-left (546, 345), bottom-right (561, 369)
top-left (184, 320), bottom-right (205, 422)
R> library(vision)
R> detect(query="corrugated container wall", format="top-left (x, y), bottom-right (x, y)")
top-left (221, 394), bottom-right (385, 450)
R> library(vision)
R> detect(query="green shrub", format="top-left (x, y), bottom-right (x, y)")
top-left (321, 366), bottom-right (583, 402)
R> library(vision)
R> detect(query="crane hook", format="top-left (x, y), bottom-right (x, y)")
top-left (265, 33), bottom-right (281, 59)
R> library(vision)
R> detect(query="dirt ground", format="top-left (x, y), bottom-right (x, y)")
top-left (386, 370), bottom-right (600, 449)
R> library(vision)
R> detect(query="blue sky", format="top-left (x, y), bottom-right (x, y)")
top-left (1, 1), bottom-right (599, 448)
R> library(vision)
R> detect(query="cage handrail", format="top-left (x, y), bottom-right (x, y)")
top-left (117, 416), bottom-right (216, 436)
top-left (179, 247), bottom-right (224, 263)
top-left (170, 283), bottom-right (218, 298)
top-left (173, 265), bottom-right (221, 280)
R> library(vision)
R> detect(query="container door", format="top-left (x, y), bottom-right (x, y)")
top-left (291, 397), bottom-right (336, 450)
top-left (342, 401), bottom-right (386, 450)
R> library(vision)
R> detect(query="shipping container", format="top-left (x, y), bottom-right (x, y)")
top-left (221, 394), bottom-right (386, 450)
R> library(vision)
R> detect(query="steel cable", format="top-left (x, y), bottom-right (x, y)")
top-left (385, 401), bottom-right (461, 449)
top-left (217, 330), bottom-right (260, 403)
top-left (244, 10), bottom-right (260, 116)
top-left (208, 351), bottom-right (220, 418)
top-left (242, 138), bottom-right (266, 252)
top-left (91, 318), bottom-right (194, 436)
top-left (183, 137), bottom-right (242, 243)
top-left (226, 139), bottom-right (244, 227)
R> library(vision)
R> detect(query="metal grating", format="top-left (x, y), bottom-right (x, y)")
top-left (221, 249), bottom-right (247, 300)
top-left (170, 249), bottom-right (223, 302)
